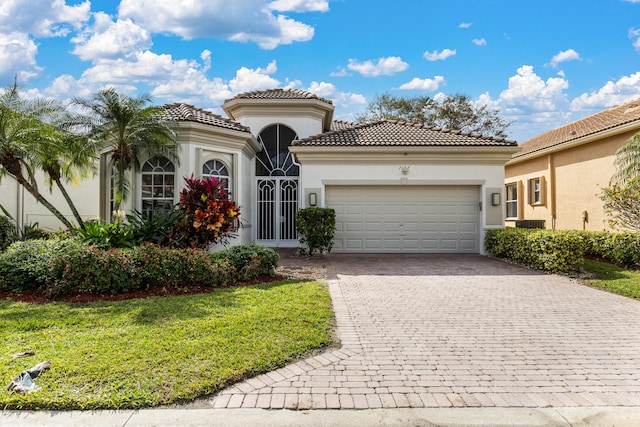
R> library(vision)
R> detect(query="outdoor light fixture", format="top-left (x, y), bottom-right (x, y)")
top-left (491, 192), bottom-right (501, 206)
top-left (309, 192), bottom-right (317, 207)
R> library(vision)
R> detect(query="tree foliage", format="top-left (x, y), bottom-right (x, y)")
top-left (69, 88), bottom-right (179, 210)
top-left (0, 80), bottom-right (79, 229)
top-left (356, 92), bottom-right (512, 139)
top-left (601, 177), bottom-right (640, 231)
top-left (612, 131), bottom-right (640, 185)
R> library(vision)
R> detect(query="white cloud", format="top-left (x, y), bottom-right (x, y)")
top-left (498, 65), bottom-right (569, 112)
top-left (472, 38), bottom-right (487, 46)
top-left (0, 0), bottom-right (90, 37)
top-left (423, 49), bottom-right (456, 61)
top-left (629, 28), bottom-right (640, 50)
top-left (268, 0), bottom-right (329, 12)
top-left (307, 81), bottom-right (337, 98)
top-left (570, 71), bottom-right (640, 110)
top-left (397, 76), bottom-right (445, 91)
top-left (459, 22), bottom-right (472, 28)
top-left (330, 67), bottom-right (350, 77)
top-left (71, 13), bottom-right (152, 61)
top-left (229, 60), bottom-right (280, 93)
top-left (118, 0), bottom-right (316, 49)
top-left (548, 48), bottom-right (581, 68)
top-left (0, 32), bottom-right (41, 81)
top-left (347, 56), bottom-right (409, 77)
top-left (307, 81), bottom-right (366, 108)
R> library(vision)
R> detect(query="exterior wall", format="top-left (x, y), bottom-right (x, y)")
top-left (504, 156), bottom-right (552, 228)
top-left (294, 153), bottom-right (510, 255)
top-left (505, 131), bottom-right (631, 230)
top-left (0, 172), bottom-right (100, 231)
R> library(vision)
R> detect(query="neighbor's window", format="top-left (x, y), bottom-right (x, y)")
top-left (202, 159), bottom-right (231, 194)
top-left (528, 176), bottom-right (546, 205)
top-left (141, 156), bottom-right (175, 216)
top-left (506, 183), bottom-right (518, 218)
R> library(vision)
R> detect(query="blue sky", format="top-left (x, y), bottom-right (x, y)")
top-left (2, 0), bottom-right (640, 142)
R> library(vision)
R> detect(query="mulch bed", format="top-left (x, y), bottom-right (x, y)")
top-left (0, 275), bottom-right (285, 305)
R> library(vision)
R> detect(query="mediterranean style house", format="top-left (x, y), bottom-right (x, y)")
top-left (504, 98), bottom-right (640, 231)
top-left (1, 89), bottom-right (518, 254)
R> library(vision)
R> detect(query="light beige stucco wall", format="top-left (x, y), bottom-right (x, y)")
top-left (504, 131), bottom-right (632, 230)
top-left (0, 172), bottom-right (100, 231)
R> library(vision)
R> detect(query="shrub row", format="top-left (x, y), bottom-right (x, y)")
top-left (580, 231), bottom-right (640, 267)
top-left (0, 240), bottom-right (279, 296)
top-left (485, 228), bottom-right (640, 272)
top-left (485, 228), bottom-right (585, 272)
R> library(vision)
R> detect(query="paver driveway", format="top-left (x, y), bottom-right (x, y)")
top-left (207, 254), bottom-right (640, 410)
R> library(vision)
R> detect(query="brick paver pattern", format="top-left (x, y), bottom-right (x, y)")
top-left (207, 254), bottom-right (640, 409)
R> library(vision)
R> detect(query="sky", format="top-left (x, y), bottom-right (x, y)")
top-left (2, 0), bottom-right (640, 143)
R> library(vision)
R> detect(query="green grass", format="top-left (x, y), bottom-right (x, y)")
top-left (0, 280), bottom-right (334, 410)
top-left (582, 259), bottom-right (640, 299)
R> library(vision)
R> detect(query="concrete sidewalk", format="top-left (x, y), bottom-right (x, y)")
top-left (3, 407), bottom-right (640, 427)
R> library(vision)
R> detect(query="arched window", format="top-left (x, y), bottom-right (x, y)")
top-left (256, 124), bottom-right (299, 176)
top-left (141, 156), bottom-right (175, 216)
top-left (202, 159), bottom-right (231, 194)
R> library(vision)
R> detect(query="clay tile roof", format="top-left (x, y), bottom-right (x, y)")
top-left (330, 120), bottom-right (357, 131)
top-left (513, 98), bottom-right (640, 159)
top-left (292, 120), bottom-right (517, 147)
top-left (162, 103), bottom-right (249, 132)
top-left (225, 88), bottom-right (333, 105)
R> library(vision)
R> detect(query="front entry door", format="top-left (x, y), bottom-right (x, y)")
top-left (255, 124), bottom-right (300, 247)
top-left (256, 178), bottom-right (298, 246)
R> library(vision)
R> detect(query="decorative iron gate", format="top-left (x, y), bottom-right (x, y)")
top-left (255, 124), bottom-right (300, 246)
top-left (256, 178), bottom-right (298, 244)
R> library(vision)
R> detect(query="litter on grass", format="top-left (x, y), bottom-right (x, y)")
top-left (6, 360), bottom-right (51, 394)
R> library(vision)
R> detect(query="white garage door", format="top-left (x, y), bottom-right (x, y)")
top-left (326, 185), bottom-right (480, 253)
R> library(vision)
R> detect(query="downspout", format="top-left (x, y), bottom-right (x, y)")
top-left (16, 183), bottom-right (24, 231)
top-left (548, 154), bottom-right (556, 230)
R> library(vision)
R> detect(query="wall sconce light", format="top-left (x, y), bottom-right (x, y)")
top-left (309, 192), bottom-right (317, 207)
top-left (491, 192), bottom-right (501, 206)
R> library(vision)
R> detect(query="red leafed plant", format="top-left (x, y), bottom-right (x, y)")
top-left (175, 174), bottom-right (240, 248)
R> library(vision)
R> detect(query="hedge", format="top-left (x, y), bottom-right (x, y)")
top-left (485, 228), bottom-right (640, 272)
top-left (485, 228), bottom-right (585, 272)
top-left (0, 240), bottom-right (279, 296)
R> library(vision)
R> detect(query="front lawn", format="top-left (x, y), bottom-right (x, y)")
top-left (0, 280), bottom-right (334, 410)
top-left (582, 259), bottom-right (640, 299)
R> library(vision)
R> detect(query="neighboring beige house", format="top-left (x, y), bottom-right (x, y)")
top-left (505, 98), bottom-right (640, 231)
top-left (1, 88), bottom-right (518, 254)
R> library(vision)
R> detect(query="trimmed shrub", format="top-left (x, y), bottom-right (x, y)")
top-left (0, 238), bottom-right (85, 292)
top-left (0, 215), bottom-right (16, 251)
top-left (133, 244), bottom-right (230, 288)
top-left (50, 247), bottom-right (140, 296)
top-left (580, 230), bottom-right (640, 267)
top-left (211, 243), bottom-right (279, 281)
top-left (485, 228), bottom-right (585, 272)
top-left (296, 208), bottom-right (336, 255)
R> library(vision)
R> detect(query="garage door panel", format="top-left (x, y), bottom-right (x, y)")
top-left (346, 222), bottom-right (362, 232)
top-left (327, 185), bottom-right (480, 253)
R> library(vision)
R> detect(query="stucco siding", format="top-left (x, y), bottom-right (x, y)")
top-left (505, 130), bottom-right (632, 231)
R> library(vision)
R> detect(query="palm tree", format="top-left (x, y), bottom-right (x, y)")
top-left (0, 80), bottom-right (75, 229)
top-left (612, 131), bottom-right (640, 185)
top-left (35, 132), bottom-right (96, 230)
top-left (71, 88), bottom-right (178, 211)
